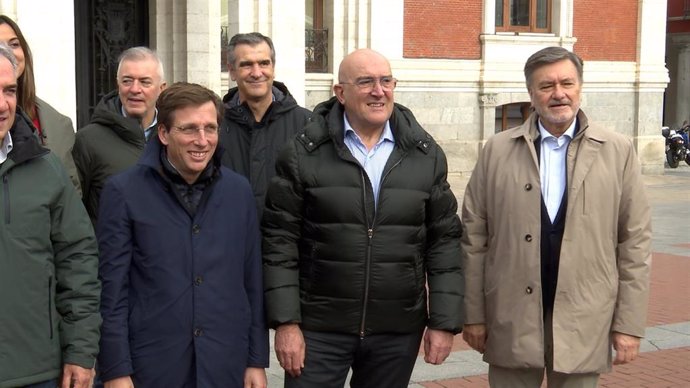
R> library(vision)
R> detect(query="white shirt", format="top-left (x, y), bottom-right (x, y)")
top-left (0, 132), bottom-right (13, 164)
top-left (538, 119), bottom-right (577, 222)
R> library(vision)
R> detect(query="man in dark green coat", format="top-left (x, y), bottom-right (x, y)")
top-left (263, 49), bottom-right (464, 388)
top-left (73, 46), bottom-right (166, 225)
top-left (0, 44), bottom-right (100, 388)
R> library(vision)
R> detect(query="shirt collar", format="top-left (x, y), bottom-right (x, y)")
top-left (343, 113), bottom-right (394, 145)
top-left (0, 132), bottom-right (14, 164)
top-left (121, 106), bottom-right (159, 130)
top-left (538, 117), bottom-right (577, 141)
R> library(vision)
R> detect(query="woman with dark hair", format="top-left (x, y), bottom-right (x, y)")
top-left (0, 15), bottom-right (80, 193)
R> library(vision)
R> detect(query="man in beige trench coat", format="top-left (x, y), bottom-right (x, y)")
top-left (461, 46), bottom-right (652, 388)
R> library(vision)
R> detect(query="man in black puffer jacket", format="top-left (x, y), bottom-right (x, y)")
top-left (263, 49), bottom-right (464, 388)
top-left (220, 32), bottom-right (311, 218)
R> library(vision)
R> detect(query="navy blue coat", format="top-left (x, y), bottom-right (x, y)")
top-left (97, 138), bottom-right (269, 388)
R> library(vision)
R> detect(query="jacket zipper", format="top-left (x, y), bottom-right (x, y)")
top-left (357, 156), bottom-right (404, 338)
top-left (48, 276), bottom-right (53, 339)
top-left (2, 174), bottom-right (9, 224)
top-left (359, 170), bottom-right (373, 338)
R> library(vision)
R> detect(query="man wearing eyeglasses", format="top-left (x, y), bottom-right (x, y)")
top-left (263, 49), bottom-right (464, 387)
top-left (97, 82), bottom-right (269, 388)
top-left (220, 32), bottom-right (311, 219)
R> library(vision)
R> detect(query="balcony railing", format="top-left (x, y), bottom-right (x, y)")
top-left (305, 28), bottom-right (328, 73)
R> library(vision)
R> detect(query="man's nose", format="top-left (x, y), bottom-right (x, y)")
top-left (129, 80), bottom-right (143, 93)
top-left (193, 129), bottom-right (209, 145)
top-left (370, 81), bottom-right (385, 96)
top-left (249, 63), bottom-right (262, 78)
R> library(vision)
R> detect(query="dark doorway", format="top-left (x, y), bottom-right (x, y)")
top-left (74, 0), bottom-right (149, 128)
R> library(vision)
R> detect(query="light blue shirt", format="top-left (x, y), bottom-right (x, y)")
top-left (343, 114), bottom-right (395, 207)
top-left (122, 106), bottom-right (158, 141)
top-left (538, 119), bottom-right (577, 222)
top-left (0, 132), bottom-right (13, 164)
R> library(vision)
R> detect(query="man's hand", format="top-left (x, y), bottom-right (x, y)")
top-left (61, 364), bottom-right (95, 388)
top-left (423, 328), bottom-right (454, 365)
top-left (612, 332), bottom-right (641, 365)
top-left (462, 323), bottom-right (487, 354)
top-left (274, 323), bottom-right (305, 377)
top-left (244, 367), bottom-right (267, 388)
top-left (103, 376), bottom-right (135, 388)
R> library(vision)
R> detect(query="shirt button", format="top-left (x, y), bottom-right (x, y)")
top-left (192, 224), bottom-right (201, 234)
top-left (526, 286), bottom-right (533, 294)
top-left (194, 328), bottom-right (203, 337)
top-left (194, 276), bottom-right (203, 286)
top-left (525, 234), bottom-right (532, 242)
top-left (525, 183), bottom-right (532, 191)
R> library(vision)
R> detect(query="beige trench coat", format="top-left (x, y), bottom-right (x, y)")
top-left (461, 111), bottom-right (652, 373)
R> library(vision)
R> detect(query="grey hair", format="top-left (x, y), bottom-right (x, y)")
top-left (117, 46), bottom-right (165, 81)
top-left (524, 46), bottom-right (583, 89)
top-left (0, 42), bottom-right (18, 75)
top-left (227, 32), bottom-right (276, 68)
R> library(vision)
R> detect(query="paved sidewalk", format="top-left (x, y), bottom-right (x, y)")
top-left (265, 165), bottom-right (690, 387)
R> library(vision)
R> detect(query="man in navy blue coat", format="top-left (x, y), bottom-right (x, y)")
top-left (97, 82), bottom-right (269, 388)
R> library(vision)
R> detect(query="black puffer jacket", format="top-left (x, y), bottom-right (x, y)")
top-left (219, 81), bottom-right (311, 218)
top-left (262, 97), bottom-right (464, 336)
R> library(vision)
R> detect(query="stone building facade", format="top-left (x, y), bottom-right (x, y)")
top-left (3, 0), bottom-right (669, 175)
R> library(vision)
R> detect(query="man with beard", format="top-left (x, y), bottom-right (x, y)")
top-left (219, 32), bottom-right (310, 218)
top-left (461, 46), bottom-right (652, 387)
top-left (73, 46), bottom-right (166, 224)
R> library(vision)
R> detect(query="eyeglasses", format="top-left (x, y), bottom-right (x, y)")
top-left (340, 76), bottom-right (397, 92)
top-left (171, 125), bottom-right (219, 136)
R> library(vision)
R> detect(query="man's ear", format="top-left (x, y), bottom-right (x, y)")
top-left (333, 84), bottom-right (345, 104)
top-left (158, 125), bottom-right (169, 145)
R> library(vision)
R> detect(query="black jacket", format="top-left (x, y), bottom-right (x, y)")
top-left (72, 90), bottom-right (147, 225)
top-left (219, 81), bottom-right (311, 218)
top-left (262, 97), bottom-right (464, 336)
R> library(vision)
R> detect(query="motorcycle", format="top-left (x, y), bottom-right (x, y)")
top-left (662, 122), bottom-right (690, 168)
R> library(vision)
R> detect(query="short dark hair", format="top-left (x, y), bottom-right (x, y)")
top-left (524, 46), bottom-right (584, 89)
top-left (156, 82), bottom-right (223, 130)
top-left (227, 32), bottom-right (275, 68)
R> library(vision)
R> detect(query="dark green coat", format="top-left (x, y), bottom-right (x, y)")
top-left (0, 110), bottom-right (100, 387)
top-left (262, 97), bottom-right (464, 336)
top-left (72, 90), bottom-right (146, 224)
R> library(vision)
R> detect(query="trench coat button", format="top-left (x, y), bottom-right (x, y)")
top-left (192, 224), bottom-right (201, 234)
top-left (525, 183), bottom-right (532, 191)
top-left (194, 328), bottom-right (203, 337)
top-left (525, 286), bottom-right (533, 294)
top-left (194, 276), bottom-right (203, 286)
top-left (308, 142), bottom-right (314, 146)
top-left (525, 234), bottom-right (532, 242)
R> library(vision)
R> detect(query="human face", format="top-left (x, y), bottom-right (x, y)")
top-left (117, 59), bottom-right (165, 124)
top-left (0, 56), bottom-right (17, 141)
top-left (0, 24), bottom-right (25, 77)
top-left (158, 101), bottom-right (219, 184)
top-left (334, 50), bottom-right (395, 134)
top-left (528, 59), bottom-right (582, 136)
top-left (228, 41), bottom-right (275, 103)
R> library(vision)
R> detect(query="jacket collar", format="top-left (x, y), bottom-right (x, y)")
top-left (6, 107), bottom-right (49, 167)
top-left (300, 96), bottom-right (433, 155)
top-left (90, 89), bottom-right (147, 146)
